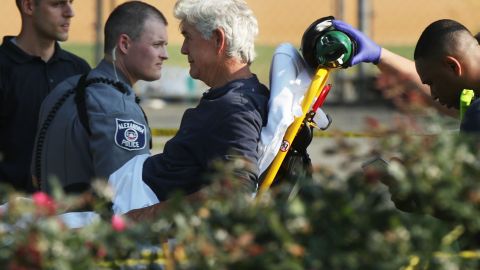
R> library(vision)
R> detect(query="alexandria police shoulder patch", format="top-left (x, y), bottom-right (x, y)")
top-left (115, 118), bottom-right (147, 151)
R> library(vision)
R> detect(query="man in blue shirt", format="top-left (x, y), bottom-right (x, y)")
top-left (116, 0), bottom-right (269, 219)
top-left (0, 0), bottom-right (90, 193)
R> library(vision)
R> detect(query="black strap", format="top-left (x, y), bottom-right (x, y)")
top-left (34, 85), bottom-right (78, 190)
top-left (257, 123), bottom-right (313, 187)
top-left (34, 74), bottom-right (151, 191)
top-left (73, 76), bottom-right (151, 149)
top-left (74, 76), bottom-right (128, 136)
top-left (135, 95), bottom-right (153, 149)
top-left (73, 74), bottom-right (90, 134)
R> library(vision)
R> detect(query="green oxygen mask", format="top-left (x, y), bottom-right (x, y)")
top-left (315, 30), bottom-right (354, 68)
top-left (301, 16), bottom-right (356, 69)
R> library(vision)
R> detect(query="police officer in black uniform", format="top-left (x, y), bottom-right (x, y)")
top-left (0, 0), bottom-right (90, 193)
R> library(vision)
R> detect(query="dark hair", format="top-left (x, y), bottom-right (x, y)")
top-left (414, 19), bottom-right (471, 61)
top-left (16, 0), bottom-right (40, 10)
top-left (104, 1), bottom-right (167, 54)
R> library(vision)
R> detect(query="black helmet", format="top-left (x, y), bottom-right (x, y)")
top-left (301, 16), bottom-right (356, 69)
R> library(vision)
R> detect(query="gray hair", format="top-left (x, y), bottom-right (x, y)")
top-left (174, 0), bottom-right (258, 64)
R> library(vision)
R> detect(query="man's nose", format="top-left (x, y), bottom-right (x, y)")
top-left (162, 47), bottom-right (169, 60)
top-left (180, 43), bottom-right (188, 55)
top-left (64, 3), bottom-right (74, 17)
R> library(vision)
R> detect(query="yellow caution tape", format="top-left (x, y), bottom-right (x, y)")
top-left (404, 255), bottom-right (420, 270)
top-left (434, 250), bottom-right (480, 259)
top-left (97, 249), bottom-right (480, 269)
top-left (97, 258), bottom-right (166, 268)
top-left (150, 127), bottom-right (381, 138)
top-left (150, 128), bottom-right (179, 137)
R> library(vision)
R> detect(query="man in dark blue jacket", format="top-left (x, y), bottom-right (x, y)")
top-left (120, 0), bottom-right (269, 219)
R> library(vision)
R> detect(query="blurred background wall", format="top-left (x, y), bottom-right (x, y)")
top-left (2, 0), bottom-right (480, 103)
top-left (3, 0), bottom-right (480, 46)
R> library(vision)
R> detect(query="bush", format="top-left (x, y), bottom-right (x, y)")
top-left (1, 113), bottom-right (479, 269)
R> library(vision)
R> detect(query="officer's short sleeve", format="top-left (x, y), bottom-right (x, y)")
top-left (85, 84), bottom-right (151, 178)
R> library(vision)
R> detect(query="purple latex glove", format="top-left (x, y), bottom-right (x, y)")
top-left (332, 20), bottom-right (381, 66)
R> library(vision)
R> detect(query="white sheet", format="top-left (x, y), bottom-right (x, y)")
top-left (258, 43), bottom-right (330, 174)
top-left (108, 154), bottom-right (160, 215)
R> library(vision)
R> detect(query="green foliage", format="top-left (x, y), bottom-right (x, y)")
top-left (376, 113), bottom-right (480, 251)
top-left (384, 45), bottom-right (415, 60)
top-left (1, 113), bottom-right (480, 269)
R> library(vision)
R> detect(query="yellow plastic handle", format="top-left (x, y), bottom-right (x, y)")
top-left (257, 68), bottom-right (330, 196)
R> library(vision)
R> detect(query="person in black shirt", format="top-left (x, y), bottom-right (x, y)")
top-left (412, 20), bottom-right (480, 132)
top-left (0, 0), bottom-right (90, 193)
top-left (332, 19), bottom-right (480, 122)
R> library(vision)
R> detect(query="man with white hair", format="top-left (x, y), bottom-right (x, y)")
top-left (121, 0), bottom-right (269, 218)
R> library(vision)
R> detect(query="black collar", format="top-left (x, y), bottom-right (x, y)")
top-left (1, 36), bottom-right (71, 64)
top-left (202, 75), bottom-right (260, 100)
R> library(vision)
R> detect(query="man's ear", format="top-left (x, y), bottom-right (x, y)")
top-left (444, 56), bottom-right (462, 76)
top-left (117, 34), bottom-right (131, 54)
top-left (21, 0), bottom-right (35, 15)
top-left (213, 28), bottom-right (226, 54)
